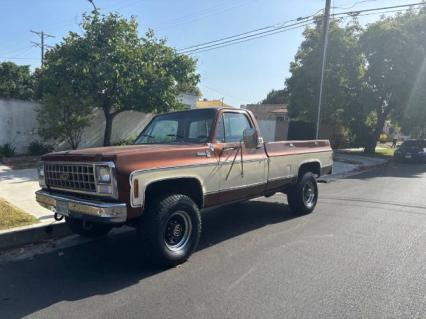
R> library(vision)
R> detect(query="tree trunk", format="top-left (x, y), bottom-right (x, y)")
top-left (364, 108), bottom-right (388, 154)
top-left (103, 110), bottom-right (113, 146)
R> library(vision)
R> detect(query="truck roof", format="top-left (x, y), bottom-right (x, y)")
top-left (157, 107), bottom-right (238, 116)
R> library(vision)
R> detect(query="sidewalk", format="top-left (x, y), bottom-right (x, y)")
top-left (0, 165), bottom-right (52, 221)
top-left (321, 151), bottom-right (391, 182)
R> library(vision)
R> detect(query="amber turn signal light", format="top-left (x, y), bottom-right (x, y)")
top-left (133, 179), bottom-right (139, 198)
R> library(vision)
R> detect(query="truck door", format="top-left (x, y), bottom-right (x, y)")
top-left (214, 111), bottom-right (268, 203)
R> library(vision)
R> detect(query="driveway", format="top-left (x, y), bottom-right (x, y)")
top-left (0, 165), bottom-right (52, 220)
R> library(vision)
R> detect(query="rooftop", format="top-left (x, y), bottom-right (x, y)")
top-left (196, 99), bottom-right (234, 109)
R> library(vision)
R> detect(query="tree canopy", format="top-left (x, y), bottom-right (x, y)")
top-left (265, 8), bottom-right (426, 150)
top-left (39, 11), bottom-right (200, 146)
top-left (286, 17), bottom-right (364, 126)
top-left (359, 8), bottom-right (426, 151)
top-left (0, 62), bottom-right (34, 100)
top-left (262, 89), bottom-right (288, 104)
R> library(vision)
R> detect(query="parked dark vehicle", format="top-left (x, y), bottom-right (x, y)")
top-left (394, 140), bottom-right (426, 163)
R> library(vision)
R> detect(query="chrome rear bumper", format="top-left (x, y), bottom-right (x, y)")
top-left (35, 190), bottom-right (127, 224)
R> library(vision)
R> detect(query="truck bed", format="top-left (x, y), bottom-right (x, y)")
top-left (264, 140), bottom-right (333, 182)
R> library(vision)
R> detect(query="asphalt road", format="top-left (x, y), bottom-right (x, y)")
top-left (1, 163), bottom-right (425, 319)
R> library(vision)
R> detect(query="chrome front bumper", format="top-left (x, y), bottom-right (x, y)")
top-left (35, 190), bottom-right (127, 224)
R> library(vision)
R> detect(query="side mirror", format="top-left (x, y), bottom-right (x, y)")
top-left (243, 128), bottom-right (258, 149)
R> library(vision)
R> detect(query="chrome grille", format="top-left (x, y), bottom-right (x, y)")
top-left (45, 163), bottom-right (96, 193)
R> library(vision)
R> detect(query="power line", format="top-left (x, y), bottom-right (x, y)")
top-left (332, 1), bottom-right (426, 17)
top-left (178, 1), bottom-right (426, 55)
top-left (179, 19), bottom-right (316, 54)
top-left (332, 0), bottom-right (377, 10)
top-left (203, 85), bottom-right (251, 104)
top-left (184, 22), bottom-right (313, 55)
top-left (0, 45), bottom-right (33, 57)
top-left (178, 9), bottom-right (322, 53)
top-left (30, 30), bottom-right (55, 66)
top-left (343, 7), bottom-right (422, 18)
top-left (152, 0), bottom-right (256, 32)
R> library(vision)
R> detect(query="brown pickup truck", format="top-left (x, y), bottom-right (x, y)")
top-left (36, 107), bottom-right (332, 266)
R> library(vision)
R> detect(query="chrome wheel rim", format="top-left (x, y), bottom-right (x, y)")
top-left (164, 211), bottom-right (192, 251)
top-left (303, 181), bottom-right (316, 208)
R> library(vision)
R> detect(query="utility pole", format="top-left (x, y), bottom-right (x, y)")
top-left (315, 0), bottom-right (331, 139)
top-left (30, 30), bottom-right (55, 67)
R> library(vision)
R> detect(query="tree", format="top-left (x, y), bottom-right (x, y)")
top-left (37, 93), bottom-right (93, 150)
top-left (402, 9), bottom-right (426, 138)
top-left (0, 62), bottom-right (34, 100)
top-left (262, 89), bottom-right (288, 104)
top-left (40, 11), bottom-right (199, 146)
top-left (360, 8), bottom-right (426, 152)
top-left (285, 18), bottom-right (364, 131)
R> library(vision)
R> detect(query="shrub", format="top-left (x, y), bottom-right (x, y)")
top-left (115, 136), bottom-right (137, 146)
top-left (0, 143), bottom-right (16, 158)
top-left (28, 141), bottom-right (54, 155)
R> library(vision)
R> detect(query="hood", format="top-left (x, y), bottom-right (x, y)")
top-left (41, 144), bottom-right (206, 163)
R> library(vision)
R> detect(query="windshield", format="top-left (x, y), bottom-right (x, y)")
top-left (135, 109), bottom-right (216, 145)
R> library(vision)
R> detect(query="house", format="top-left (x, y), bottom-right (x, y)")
top-left (178, 93), bottom-right (198, 109)
top-left (195, 99), bottom-right (233, 109)
top-left (243, 104), bottom-right (289, 142)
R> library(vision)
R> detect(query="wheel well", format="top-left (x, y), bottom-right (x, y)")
top-left (144, 178), bottom-right (204, 209)
top-left (298, 162), bottom-right (320, 178)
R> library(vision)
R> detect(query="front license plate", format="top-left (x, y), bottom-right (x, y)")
top-left (405, 154), bottom-right (412, 159)
top-left (56, 200), bottom-right (69, 216)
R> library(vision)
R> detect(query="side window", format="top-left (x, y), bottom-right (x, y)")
top-left (223, 112), bottom-right (252, 143)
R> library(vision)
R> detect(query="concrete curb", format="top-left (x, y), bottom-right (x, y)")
top-left (0, 220), bottom-right (72, 252)
top-left (319, 158), bottom-right (392, 183)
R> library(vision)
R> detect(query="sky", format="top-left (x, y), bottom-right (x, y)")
top-left (0, 0), bottom-right (420, 107)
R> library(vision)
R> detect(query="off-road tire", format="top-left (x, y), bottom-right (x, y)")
top-left (140, 194), bottom-right (202, 267)
top-left (65, 217), bottom-right (112, 237)
top-left (287, 172), bottom-right (318, 215)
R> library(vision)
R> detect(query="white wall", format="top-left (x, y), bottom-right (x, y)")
top-left (69, 110), bottom-right (153, 149)
top-left (0, 93), bottom-right (196, 154)
top-left (0, 98), bottom-right (154, 154)
top-left (0, 99), bottom-right (40, 154)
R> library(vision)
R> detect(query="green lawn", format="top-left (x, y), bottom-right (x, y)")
top-left (0, 198), bottom-right (38, 231)
top-left (375, 146), bottom-right (396, 157)
top-left (339, 143), bottom-right (395, 158)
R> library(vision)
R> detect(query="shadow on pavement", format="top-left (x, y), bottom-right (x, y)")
top-left (0, 167), bottom-right (38, 184)
top-left (0, 198), bottom-right (297, 319)
top-left (346, 162), bottom-right (426, 180)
